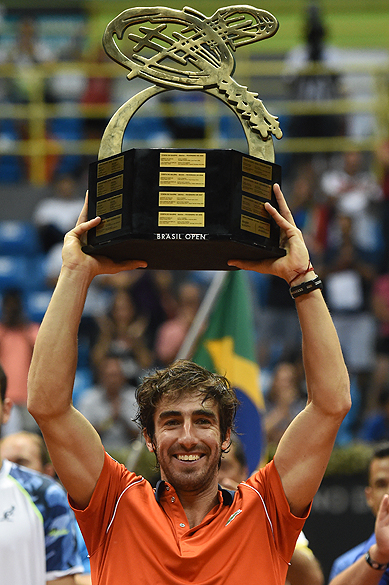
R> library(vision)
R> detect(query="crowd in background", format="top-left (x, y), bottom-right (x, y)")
top-left (1, 142), bottom-right (389, 454)
top-left (0, 8), bottom-right (389, 456)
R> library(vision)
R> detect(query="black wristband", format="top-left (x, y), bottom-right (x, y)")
top-left (290, 276), bottom-right (323, 300)
top-left (365, 551), bottom-right (389, 571)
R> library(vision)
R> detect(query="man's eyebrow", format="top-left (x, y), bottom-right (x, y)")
top-left (158, 410), bottom-right (181, 421)
top-left (193, 409), bottom-right (218, 421)
top-left (158, 409), bottom-right (218, 421)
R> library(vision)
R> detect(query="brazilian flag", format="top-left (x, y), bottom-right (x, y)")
top-left (192, 270), bottom-right (265, 474)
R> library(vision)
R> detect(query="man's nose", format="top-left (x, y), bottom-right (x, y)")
top-left (178, 421), bottom-right (197, 448)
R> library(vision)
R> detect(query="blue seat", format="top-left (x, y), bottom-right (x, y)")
top-left (0, 221), bottom-right (41, 256)
top-left (0, 254), bottom-right (46, 293)
top-left (0, 255), bottom-right (29, 291)
top-left (25, 289), bottom-right (52, 322)
top-left (219, 115), bottom-right (246, 140)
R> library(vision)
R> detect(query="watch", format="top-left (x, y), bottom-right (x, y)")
top-left (365, 550), bottom-right (389, 571)
top-left (289, 276), bottom-right (323, 300)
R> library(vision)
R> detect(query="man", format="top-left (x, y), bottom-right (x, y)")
top-left (0, 430), bottom-right (91, 585)
top-left (329, 443), bottom-right (389, 584)
top-left (0, 365), bottom-right (83, 585)
top-left (77, 354), bottom-right (139, 452)
top-left (219, 436), bottom-right (324, 585)
top-left (27, 185), bottom-right (351, 585)
top-left (1, 430), bottom-right (55, 476)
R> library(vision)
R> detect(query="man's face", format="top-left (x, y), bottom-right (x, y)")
top-left (145, 391), bottom-right (230, 494)
top-left (365, 457), bottom-right (389, 516)
top-left (0, 434), bottom-right (43, 472)
top-left (0, 398), bottom-right (12, 464)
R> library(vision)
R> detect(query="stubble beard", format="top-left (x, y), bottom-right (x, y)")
top-left (155, 444), bottom-right (223, 494)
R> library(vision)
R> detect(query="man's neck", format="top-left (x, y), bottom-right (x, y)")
top-left (176, 483), bottom-right (220, 529)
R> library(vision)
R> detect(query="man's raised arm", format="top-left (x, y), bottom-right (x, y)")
top-left (229, 184), bottom-right (351, 518)
top-left (27, 196), bottom-right (146, 509)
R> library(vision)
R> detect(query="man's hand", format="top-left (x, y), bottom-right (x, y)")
top-left (61, 193), bottom-right (147, 281)
top-left (375, 494), bottom-right (389, 561)
top-left (228, 183), bottom-right (310, 284)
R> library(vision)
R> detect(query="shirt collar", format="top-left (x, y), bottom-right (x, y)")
top-left (154, 480), bottom-right (234, 506)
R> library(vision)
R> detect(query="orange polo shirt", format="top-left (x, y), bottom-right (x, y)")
top-left (72, 451), bottom-right (308, 585)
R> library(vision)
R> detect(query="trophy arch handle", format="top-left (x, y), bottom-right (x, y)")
top-left (98, 85), bottom-right (275, 163)
top-left (98, 85), bottom-right (166, 160)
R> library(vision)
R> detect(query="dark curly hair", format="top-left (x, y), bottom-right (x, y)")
top-left (0, 364), bottom-right (7, 403)
top-left (135, 359), bottom-right (239, 445)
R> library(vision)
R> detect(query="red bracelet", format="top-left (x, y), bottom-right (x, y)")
top-left (289, 261), bottom-right (314, 286)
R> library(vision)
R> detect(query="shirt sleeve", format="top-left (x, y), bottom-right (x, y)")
top-left (43, 481), bottom-right (84, 578)
top-left (328, 539), bottom-right (372, 581)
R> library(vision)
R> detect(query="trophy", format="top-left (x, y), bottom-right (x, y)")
top-left (84, 5), bottom-right (286, 270)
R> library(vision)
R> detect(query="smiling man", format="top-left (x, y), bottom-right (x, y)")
top-left (27, 185), bottom-right (351, 585)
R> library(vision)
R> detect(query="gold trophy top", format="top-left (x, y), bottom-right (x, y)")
top-left (99, 5), bottom-right (282, 162)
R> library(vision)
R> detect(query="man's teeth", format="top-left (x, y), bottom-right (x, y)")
top-left (177, 454), bottom-right (200, 461)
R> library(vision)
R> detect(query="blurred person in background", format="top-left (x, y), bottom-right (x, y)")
top-left (320, 150), bottom-right (383, 256)
top-left (367, 272), bottom-right (389, 413)
top-left (1, 430), bottom-right (91, 585)
top-left (359, 390), bottom-right (389, 444)
top-left (91, 288), bottom-right (153, 386)
top-left (154, 280), bottom-right (202, 366)
top-left (33, 172), bottom-right (84, 253)
top-left (0, 288), bottom-right (39, 435)
top-left (329, 442), bottom-right (389, 585)
top-left (264, 361), bottom-right (306, 446)
top-left (0, 365), bottom-right (83, 585)
top-left (77, 353), bottom-right (140, 454)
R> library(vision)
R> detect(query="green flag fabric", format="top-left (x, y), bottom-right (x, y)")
top-left (192, 270), bottom-right (264, 471)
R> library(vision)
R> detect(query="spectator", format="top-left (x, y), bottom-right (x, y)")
top-left (320, 212), bottom-right (377, 409)
top-left (33, 172), bottom-right (84, 253)
top-left (77, 354), bottom-right (140, 453)
top-left (0, 17), bottom-right (56, 181)
top-left (366, 272), bottom-right (389, 412)
top-left (376, 139), bottom-right (389, 271)
top-left (0, 430), bottom-right (91, 585)
top-left (154, 280), bottom-right (202, 366)
top-left (329, 442), bottom-right (389, 584)
top-left (0, 364), bottom-right (83, 584)
top-left (320, 150), bottom-right (383, 255)
top-left (264, 362), bottom-right (306, 446)
top-left (0, 289), bottom-right (39, 435)
top-left (91, 288), bottom-right (153, 385)
top-left (359, 390), bottom-right (389, 444)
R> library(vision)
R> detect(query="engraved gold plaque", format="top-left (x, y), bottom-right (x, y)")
top-left (96, 214), bottom-right (123, 237)
top-left (159, 172), bottom-right (206, 188)
top-left (160, 153), bottom-right (206, 168)
top-left (97, 175), bottom-right (124, 198)
top-left (241, 214), bottom-right (271, 238)
top-left (97, 156), bottom-right (124, 179)
top-left (96, 194), bottom-right (123, 216)
top-left (158, 212), bottom-right (205, 227)
top-left (159, 192), bottom-right (205, 207)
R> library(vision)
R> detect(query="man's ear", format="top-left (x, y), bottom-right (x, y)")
top-left (1, 398), bottom-right (12, 426)
top-left (365, 486), bottom-right (374, 511)
top-left (221, 428), bottom-right (231, 452)
top-left (143, 429), bottom-right (155, 453)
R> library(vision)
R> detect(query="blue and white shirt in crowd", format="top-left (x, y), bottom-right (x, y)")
top-left (0, 458), bottom-right (83, 585)
top-left (329, 532), bottom-right (389, 584)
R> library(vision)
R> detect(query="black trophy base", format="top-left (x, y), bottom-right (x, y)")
top-left (84, 148), bottom-right (286, 271)
top-left (83, 237), bottom-right (284, 271)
